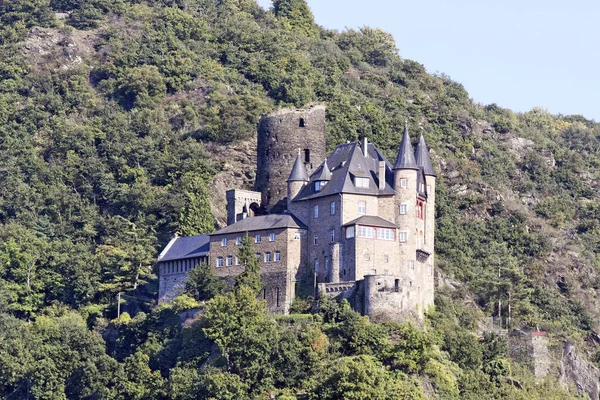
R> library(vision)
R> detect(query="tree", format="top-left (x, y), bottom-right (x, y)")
top-left (185, 262), bottom-right (226, 301)
top-left (203, 286), bottom-right (277, 394)
top-left (234, 234), bottom-right (262, 294)
top-left (273, 0), bottom-right (317, 37)
top-left (178, 172), bottom-right (214, 236)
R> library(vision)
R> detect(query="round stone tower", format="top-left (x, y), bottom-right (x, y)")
top-left (255, 104), bottom-right (327, 213)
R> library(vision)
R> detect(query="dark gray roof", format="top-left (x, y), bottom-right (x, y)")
top-left (415, 134), bottom-right (436, 177)
top-left (393, 125), bottom-right (419, 170)
top-left (209, 214), bottom-right (307, 235)
top-left (287, 153), bottom-right (309, 182)
top-left (293, 142), bottom-right (396, 201)
top-left (343, 215), bottom-right (399, 228)
top-left (158, 234), bottom-right (210, 262)
top-left (312, 158), bottom-right (331, 181)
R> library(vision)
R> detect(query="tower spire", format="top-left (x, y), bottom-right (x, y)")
top-left (415, 134), bottom-right (436, 177)
top-left (393, 121), bottom-right (419, 170)
top-left (287, 151), bottom-right (309, 182)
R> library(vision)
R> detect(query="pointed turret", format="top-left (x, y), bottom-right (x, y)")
top-left (313, 158), bottom-right (331, 182)
top-left (393, 122), bottom-right (419, 170)
top-left (287, 152), bottom-right (309, 182)
top-left (415, 134), bottom-right (436, 177)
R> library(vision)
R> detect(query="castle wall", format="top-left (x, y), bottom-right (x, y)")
top-left (226, 189), bottom-right (262, 225)
top-left (423, 176), bottom-right (436, 311)
top-left (158, 256), bottom-right (207, 303)
top-left (209, 226), bottom-right (306, 314)
top-left (305, 194), bottom-right (342, 284)
top-left (255, 105), bottom-right (326, 213)
top-left (363, 275), bottom-right (419, 322)
top-left (353, 235), bottom-right (400, 280)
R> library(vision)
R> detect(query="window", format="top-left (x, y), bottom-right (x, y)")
top-left (255, 234), bottom-right (261, 243)
top-left (416, 201), bottom-right (424, 220)
top-left (299, 118), bottom-right (305, 127)
top-left (428, 264), bottom-right (433, 276)
top-left (294, 232), bottom-right (301, 240)
top-left (370, 269), bottom-right (376, 275)
top-left (314, 259), bottom-right (319, 272)
top-left (395, 279), bottom-right (399, 292)
top-left (269, 233), bottom-right (276, 242)
top-left (314, 205), bottom-right (319, 218)
top-left (217, 257), bottom-right (224, 268)
top-left (275, 251), bottom-right (281, 262)
top-left (358, 201), bottom-right (366, 214)
top-left (265, 252), bottom-right (271, 262)
top-left (263, 288), bottom-right (266, 300)
top-left (399, 231), bottom-right (408, 242)
top-left (221, 238), bottom-right (228, 246)
top-left (384, 255), bottom-right (389, 263)
top-left (236, 236), bottom-right (242, 245)
top-left (276, 287), bottom-right (280, 307)
top-left (400, 178), bottom-right (407, 188)
top-left (346, 226), bottom-right (355, 238)
top-left (355, 177), bottom-right (370, 188)
top-left (377, 228), bottom-right (395, 241)
top-left (235, 256), bottom-right (240, 266)
top-left (399, 204), bottom-right (408, 215)
top-left (357, 226), bottom-right (375, 238)
top-left (409, 261), bottom-right (414, 271)
top-left (331, 229), bottom-right (335, 243)
top-left (226, 256), bottom-right (233, 267)
top-left (255, 252), bottom-right (261, 260)
top-left (330, 201), bottom-right (335, 215)
top-left (420, 183), bottom-right (425, 192)
top-left (314, 234), bottom-right (318, 245)
top-left (304, 149), bottom-right (310, 163)
top-left (325, 257), bottom-right (329, 271)
top-left (315, 181), bottom-right (327, 191)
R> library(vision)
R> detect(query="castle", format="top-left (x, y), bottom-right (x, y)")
top-left (157, 105), bottom-right (436, 320)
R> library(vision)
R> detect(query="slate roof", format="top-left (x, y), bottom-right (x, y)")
top-left (343, 215), bottom-right (399, 228)
top-left (157, 234), bottom-right (210, 262)
top-left (415, 134), bottom-right (436, 177)
top-left (209, 214), bottom-right (307, 235)
top-left (287, 153), bottom-right (309, 182)
top-left (293, 141), bottom-right (396, 201)
top-left (393, 124), bottom-right (419, 170)
top-left (312, 158), bottom-right (332, 181)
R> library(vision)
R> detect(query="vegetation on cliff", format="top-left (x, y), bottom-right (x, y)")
top-left (0, 0), bottom-right (599, 398)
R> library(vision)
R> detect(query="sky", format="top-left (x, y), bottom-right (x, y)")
top-left (256, 0), bottom-right (600, 121)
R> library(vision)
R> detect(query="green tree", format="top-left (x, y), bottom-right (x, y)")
top-left (185, 262), bottom-right (226, 301)
top-left (234, 234), bottom-right (262, 294)
top-left (273, 0), bottom-right (317, 37)
top-left (178, 172), bottom-right (214, 236)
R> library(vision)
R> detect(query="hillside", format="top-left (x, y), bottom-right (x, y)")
top-left (1, 0), bottom-right (600, 398)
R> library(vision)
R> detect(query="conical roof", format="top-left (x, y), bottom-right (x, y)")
top-left (313, 159), bottom-right (332, 181)
top-left (287, 152), bottom-right (309, 182)
top-left (415, 134), bottom-right (436, 177)
top-left (393, 123), bottom-right (419, 170)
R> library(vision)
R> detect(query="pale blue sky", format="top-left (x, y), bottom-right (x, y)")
top-left (257, 0), bottom-right (600, 121)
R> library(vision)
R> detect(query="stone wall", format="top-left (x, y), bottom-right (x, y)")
top-left (363, 275), bottom-right (419, 321)
top-left (209, 226), bottom-right (307, 314)
top-left (255, 105), bottom-right (327, 213)
top-left (226, 189), bottom-right (262, 225)
top-left (158, 256), bottom-right (207, 303)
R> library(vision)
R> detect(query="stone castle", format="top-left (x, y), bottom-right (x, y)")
top-left (157, 105), bottom-right (436, 320)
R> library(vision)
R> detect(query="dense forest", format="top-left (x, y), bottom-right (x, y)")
top-left (1, 0), bottom-right (600, 398)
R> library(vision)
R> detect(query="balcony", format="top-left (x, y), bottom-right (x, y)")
top-left (416, 248), bottom-right (431, 263)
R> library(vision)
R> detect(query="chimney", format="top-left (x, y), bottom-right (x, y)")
top-left (362, 137), bottom-right (368, 157)
top-left (378, 161), bottom-right (385, 190)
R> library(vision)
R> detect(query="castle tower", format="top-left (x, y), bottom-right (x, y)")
top-left (393, 123), bottom-right (419, 294)
top-left (415, 134), bottom-right (436, 310)
top-left (255, 105), bottom-right (327, 213)
top-left (287, 151), bottom-right (309, 211)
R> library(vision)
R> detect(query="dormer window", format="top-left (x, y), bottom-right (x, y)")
top-left (315, 181), bottom-right (327, 191)
top-left (355, 177), bottom-right (370, 188)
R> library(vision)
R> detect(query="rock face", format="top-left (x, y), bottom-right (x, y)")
top-left (559, 341), bottom-right (600, 400)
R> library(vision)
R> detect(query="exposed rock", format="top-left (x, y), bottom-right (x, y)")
top-left (559, 341), bottom-right (600, 400)
top-left (507, 137), bottom-right (535, 160)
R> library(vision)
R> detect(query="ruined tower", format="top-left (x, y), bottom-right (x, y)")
top-left (255, 105), bottom-right (327, 213)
